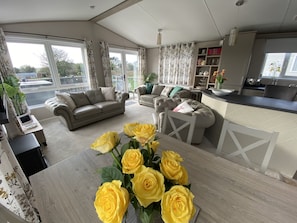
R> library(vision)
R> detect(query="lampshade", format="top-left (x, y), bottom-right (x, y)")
top-left (157, 29), bottom-right (162, 45)
top-left (228, 27), bottom-right (238, 46)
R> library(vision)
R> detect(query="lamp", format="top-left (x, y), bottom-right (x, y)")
top-left (228, 0), bottom-right (244, 46)
top-left (157, 29), bottom-right (162, 45)
top-left (228, 27), bottom-right (238, 46)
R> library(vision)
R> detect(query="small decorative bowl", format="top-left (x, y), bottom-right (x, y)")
top-left (210, 88), bottom-right (234, 96)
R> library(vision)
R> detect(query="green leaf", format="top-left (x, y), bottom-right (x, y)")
top-left (121, 143), bottom-right (130, 155)
top-left (138, 205), bottom-right (155, 223)
top-left (101, 166), bottom-right (124, 183)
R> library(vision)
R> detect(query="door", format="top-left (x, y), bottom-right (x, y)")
top-left (109, 49), bottom-right (139, 93)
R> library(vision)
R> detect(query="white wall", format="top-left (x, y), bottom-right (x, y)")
top-left (146, 48), bottom-right (159, 75)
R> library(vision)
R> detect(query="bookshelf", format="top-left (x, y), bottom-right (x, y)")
top-left (194, 46), bottom-right (222, 89)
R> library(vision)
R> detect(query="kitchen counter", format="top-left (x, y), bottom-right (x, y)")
top-left (203, 90), bottom-right (297, 114)
top-left (201, 91), bottom-right (297, 178)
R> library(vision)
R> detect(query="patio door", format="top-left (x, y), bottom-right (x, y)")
top-left (109, 48), bottom-right (140, 93)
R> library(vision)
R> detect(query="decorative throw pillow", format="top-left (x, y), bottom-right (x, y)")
top-left (183, 99), bottom-right (200, 111)
top-left (56, 92), bottom-right (76, 111)
top-left (85, 89), bottom-right (105, 104)
top-left (151, 85), bottom-right (165, 96)
top-left (169, 86), bottom-right (183, 98)
top-left (70, 92), bottom-right (91, 108)
top-left (173, 101), bottom-right (194, 113)
top-left (145, 83), bottom-right (154, 94)
top-left (160, 86), bottom-right (173, 97)
top-left (101, 87), bottom-right (116, 101)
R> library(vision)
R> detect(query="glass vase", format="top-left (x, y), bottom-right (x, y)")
top-left (215, 80), bottom-right (222, 89)
top-left (124, 205), bottom-right (163, 223)
top-left (135, 208), bottom-right (163, 223)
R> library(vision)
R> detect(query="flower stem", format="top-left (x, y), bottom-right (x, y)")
top-left (111, 149), bottom-right (122, 169)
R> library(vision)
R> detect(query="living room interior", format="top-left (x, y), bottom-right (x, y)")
top-left (1, 0), bottom-right (297, 222)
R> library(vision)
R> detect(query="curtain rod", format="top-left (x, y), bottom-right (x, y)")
top-left (4, 31), bottom-right (85, 42)
top-left (109, 43), bottom-right (141, 50)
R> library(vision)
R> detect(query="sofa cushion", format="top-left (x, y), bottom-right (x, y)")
top-left (160, 86), bottom-right (173, 97)
top-left (151, 85), bottom-right (165, 96)
top-left (169, 86), bottom-right (183, 98)
top-left (101, 87), bottom-right (116, 101)
top-left (85, 89), bottom-right (105, 104)
top-left (56, 92), bottom-right (76, 111)
top-left (73, 105), bottom-right (101, 119)
top-left (95, 101), bottom-right (122, 112)
top-left (140, 94), bottom-right (160, 104)
top-left (70, 92), bottom-right (91, 108)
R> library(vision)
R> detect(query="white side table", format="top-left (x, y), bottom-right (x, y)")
top-left (21, 115), bottom-right (47, 146)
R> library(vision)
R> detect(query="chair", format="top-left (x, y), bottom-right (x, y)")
top-left (216, 120), bottom-right (279, 173)
top-left (263, 85), bottom-right (297, 101)
top-left (161, 108), bottom-right (197, 144)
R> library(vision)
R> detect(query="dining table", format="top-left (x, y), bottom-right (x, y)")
top-left (29, 133), bottom-right (297, 223)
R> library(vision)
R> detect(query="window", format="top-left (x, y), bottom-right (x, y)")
top-left (261, 53), bottom-right (297, 78)
top-left (6, 36), bottom-right (89, 107)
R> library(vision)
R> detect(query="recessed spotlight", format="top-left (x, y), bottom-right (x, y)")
top-left (90, 5), bottom-right (95, 9)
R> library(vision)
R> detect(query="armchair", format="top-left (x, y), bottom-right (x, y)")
top-left (157, 98), bottom-right (215, 144)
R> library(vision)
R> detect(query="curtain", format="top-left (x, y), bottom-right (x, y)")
top-left (158, 42), bottom-right (196, 86)
top-left (0, 27), bottom-right (40, 222)
top-left (85, 40), bottom-right (99, 90)
top-left (0, 28), bottom-right (15, 78)
top-left (138, 47), bottom-right (147, 85)
top-left (99, 41), bottom-right (112, 87)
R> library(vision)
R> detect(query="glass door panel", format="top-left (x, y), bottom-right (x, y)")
top-left (109, 49), bottom-right (139, 93)
top-left (110, 52), bottom-right (125, 92)
top-left (125, 53), bottom-right (139, 93)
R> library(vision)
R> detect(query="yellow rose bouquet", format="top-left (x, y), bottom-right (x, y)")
top-left (91, 123), bottom-right (196, 223)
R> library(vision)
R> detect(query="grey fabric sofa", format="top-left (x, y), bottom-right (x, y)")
top-left (136, 85), bottom-right (192, 108)
top-left (155, 98), bottom-right (215, 144)
top-left (45, 87), bottom-right (129, 131)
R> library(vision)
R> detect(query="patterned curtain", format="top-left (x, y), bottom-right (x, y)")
top-left (85, 40), bottom-right (99, 90)
top-left (138, 47), bottom-right (147, 85)
top-left (0, 27), bottom-right (40, 222)
top-left (158, 42), bottom-right (196, 86)
top-left (99, 41), bottom-right (112, 87)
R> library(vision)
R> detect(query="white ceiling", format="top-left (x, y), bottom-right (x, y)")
top-left (1, 0), bottom-right (297, 48)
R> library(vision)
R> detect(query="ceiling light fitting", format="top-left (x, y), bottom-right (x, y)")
top-left (157, 29), bottom-right (162, 45)
top-left (229, 0), bottom-right (244, 46)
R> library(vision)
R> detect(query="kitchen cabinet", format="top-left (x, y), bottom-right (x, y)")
top-left (194, 46), bottom-right (222, 89)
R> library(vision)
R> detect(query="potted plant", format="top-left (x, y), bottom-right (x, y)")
top-left (0, 75), bottom-right (27, 116)
top-left (143, 73), bottom-right (158, 94)
top-left (143, 73), bottom-right (158, 84)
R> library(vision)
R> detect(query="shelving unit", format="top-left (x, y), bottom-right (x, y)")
top-left (194, 46), bottom-right (222, 89)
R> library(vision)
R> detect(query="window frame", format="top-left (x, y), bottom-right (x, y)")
top-left (6, 35), bottom-right (90, 107)
top-left (261, 52), bottom-right (297, 79)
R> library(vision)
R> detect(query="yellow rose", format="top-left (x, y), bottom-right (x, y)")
top-left (90, 131), bottom-right (119, 153)
top-left (162, 150), bottom-right (183, 162)
top-left (121, 149), bottom-right (144, 174)
top-left (176, 166), bottom-right (189, 185)
top-left (94, 180), bottom-right (130, 223)
top-left (133, 123), bottom-right (156, 146)
top-left (161, 185), bottom-right (196, 223)
top-left (131, 165), bottom-right (165, 207)
top-left (149, 140), bottom-right (159, 153)
top-left (123, 123), bottom-right (139, 137)
top-left (160, 156), bottom-right (183, 181)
